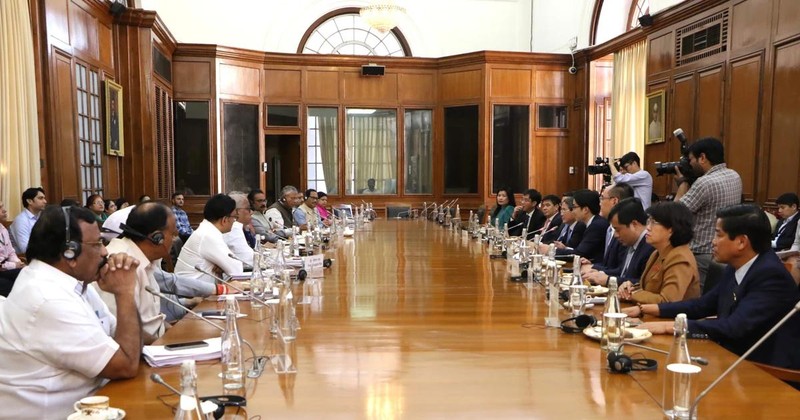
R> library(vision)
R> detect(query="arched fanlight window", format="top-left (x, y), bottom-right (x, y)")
top-left (298, 8), bottom-right (412, 57)
top-left (628, 0), bottom-right (650, 30)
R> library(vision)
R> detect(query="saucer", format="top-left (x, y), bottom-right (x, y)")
top-left (582, 326), bottom-right (652, 343)
top-left (68, 407), bottom-right (125, 420)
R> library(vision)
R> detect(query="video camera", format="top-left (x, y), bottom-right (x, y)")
top-left (587, 157), bottom-right (621, 176)
top-left (654, 128), bottom-right (695, 184)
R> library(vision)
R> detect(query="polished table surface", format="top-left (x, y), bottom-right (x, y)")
top-left (100, 220), bottom-right (800, 419)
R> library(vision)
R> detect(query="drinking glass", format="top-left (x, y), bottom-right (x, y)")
top-left (665, 363), bottom-right (702, 419)
top-left (603, 312), bottom-right (627, 353)
top-left (569, 285), bottom-right (588, 316)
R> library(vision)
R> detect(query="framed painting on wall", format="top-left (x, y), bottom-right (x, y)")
top-left (105, 80), bottom-right (124, 156)
top-left (645, 90), bottom-right (665, 144)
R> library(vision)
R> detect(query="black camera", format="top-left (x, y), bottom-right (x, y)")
top-left (587, 157), bottom-right (620, 175)
top-left (654, 128), bottom-right (695, 182)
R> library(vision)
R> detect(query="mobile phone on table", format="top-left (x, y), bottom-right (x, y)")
top-left (164, 340), bottom-right (208, 351)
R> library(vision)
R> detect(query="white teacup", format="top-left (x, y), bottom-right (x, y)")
top-left (73, 395), bottom-right (109, 412)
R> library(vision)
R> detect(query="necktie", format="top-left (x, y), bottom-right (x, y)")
top-left (604, 226), bottom-right (614, 258)
top-left (542, 217), bottom-right (551, 235)
top-left (566, 225), bottom-right (573, 243)
top-left (620, 247), bottom-right (635, 278)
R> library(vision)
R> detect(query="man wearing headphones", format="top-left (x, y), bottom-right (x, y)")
top-left (93, 202), bottom-right (174, 344)
top-left (0, 205), bottom-right (142, 418)
top-left (264, 185), bottom-right (299, 238)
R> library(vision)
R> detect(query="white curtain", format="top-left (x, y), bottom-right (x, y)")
top-left (611, 40), bottom-right (648, 161)
top-left (346, 114), bottom-right (397, 194)
top-left (317, 112), bottom-right (338, 195)
top-left (0, 0), bottom-right (41, 216)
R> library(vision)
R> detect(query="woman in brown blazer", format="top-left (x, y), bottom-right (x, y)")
top-left (618, 201), bottom-right (700, 304)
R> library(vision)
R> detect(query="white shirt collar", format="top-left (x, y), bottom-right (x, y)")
top-left (585, 215), bottom-right (595, 227)
top-left (631, 229), bottom-right (647, 251)
top-left (734, 255), bottom-right (759, 285)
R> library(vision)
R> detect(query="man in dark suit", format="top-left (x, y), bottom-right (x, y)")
top-left (583, 183), bottom-right (634, 275)
top-left (584, 198), bottom-right (654, 286)
top-left (539, 194), bottom-right (562, 244)
top-left (630, 205), bottom-right (800, 369)
top-left (772, 192), bottom-right (798, 251)
top-left (555, 190), bottom-right (608, 263)
top-left (509, 189), bottom-right (545, 239)
top-left (541, 196), bottom-right (585, 252)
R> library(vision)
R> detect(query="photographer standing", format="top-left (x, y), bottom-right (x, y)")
top-left (674, 137), bottom-right (742, 288)
top-left (611, 151), bottom-right (653, 209)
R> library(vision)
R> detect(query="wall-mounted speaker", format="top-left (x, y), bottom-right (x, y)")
top-left (361, 64), bottom-right (385, 77)
top-left (110, 0), bottom-right (127, 17)
top-left (638, 14), bottom-right (654, 27)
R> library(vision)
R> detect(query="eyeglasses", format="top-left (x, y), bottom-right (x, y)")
top-left (226, 213), bottom-right (239, 221)
top-left (236, 207), bottom-right (252, 213)
top-left (646, 218), bottom-right (662, 227)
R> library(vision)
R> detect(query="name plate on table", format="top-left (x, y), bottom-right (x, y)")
top-left (303, 254), bottom-right (325, 278)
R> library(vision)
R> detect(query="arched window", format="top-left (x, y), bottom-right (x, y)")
top-left (628, 0), bottom-right (650, 30)
top-left (298, 8), bottom-right (411, 57)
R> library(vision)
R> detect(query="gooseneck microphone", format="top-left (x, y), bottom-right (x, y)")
top-left (689, 300), bottom-right (800, 418)
top-left (625, 342), bottom-right (709, 366)
top-left (144, 285), bottom-right (268, 378)
top-left (150, 373), bottom-right (181, 395)
top-left (227, 253), bottom-right (253, 270)
top-left (190, 264), bottom-right (275, 306)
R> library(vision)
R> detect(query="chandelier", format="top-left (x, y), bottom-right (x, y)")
top-left (359, 1), bottom-right (406, 33)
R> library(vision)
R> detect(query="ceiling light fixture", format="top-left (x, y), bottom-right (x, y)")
top-left (359, 1), bottom-right (406, 33)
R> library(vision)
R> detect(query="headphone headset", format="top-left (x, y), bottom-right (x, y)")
top-left (607, 351), bottom-right (658, 373)
top-left (560, 314), bottom-right (597, 334)
top-left (62, 206), bottom-right (81, 260)
top-left (119, 223), bottom-right (165, 245)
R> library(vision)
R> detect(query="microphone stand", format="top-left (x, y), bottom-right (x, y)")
top-left (690, 300), bottom-right (800, 418)
top-left (144, 286), bottom-right (268, 378)
top-left (189, 263), bottom-right (275, 306)
top-left (624, 342), bottom-right (709, 366)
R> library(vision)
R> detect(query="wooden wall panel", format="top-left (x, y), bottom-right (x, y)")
top-left (342, 72), bottom-right (398, 102)
top-left (766, 41), bottom-right (800, 200)
top-left (440, 69), bottom-right (481, 101)
top-left (489, 68), bottom-right (531, 99)
top-left (398, 73), bottom-right (436, 103)
top-left (45, 0), bottom-right (70, 45)
top-left (726, 55), bottom-right (762, 201)
top-left (173, 61), bottom-right (212, 96)
top-left (696, 66), bottom-right (724, 138)
top-left (264, 69), bottom-right (301, 100)
top-left (647, 33), bottom-right (674, 76)
top-left (731, 0), bottom-right (771, 51)
top-left (306, 70), bottom-right (339, 101)
top-left (218, 63), bottom-right (260, 97)
top-left (68, 2), bottom-right (98, 61)
top-left (51, 52), bottom-right (80, 199)
top-left (671, 75), bottom-right (696, 142)
top-left (534, 70), bottom-right (565, 99)
top-left (775, 0), bottom-right (800, 42)
top-left (98, 23), bottom-right (113, 69)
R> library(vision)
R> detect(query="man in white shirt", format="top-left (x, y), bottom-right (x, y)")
top-left (9, 187), bottom-right (47, 253)
top-left (224, 192), bottom-right (255, 265)
top-left (175, 194), bottom-right (243, 284)
top-left (0, 205), bottom-right (141, 419)
top-left (94, 202), bottom-right (176, 344)
top-left (611, 152), bottom-right (653, 209)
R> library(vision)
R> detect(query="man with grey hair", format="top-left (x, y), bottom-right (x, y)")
top-left (224, 192), bottom-right (255, 264)
top-left (264, 185), bottom-right (298, 238)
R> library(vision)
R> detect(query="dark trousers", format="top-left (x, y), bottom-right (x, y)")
top-left (0, 268), bottom-right (22, 297)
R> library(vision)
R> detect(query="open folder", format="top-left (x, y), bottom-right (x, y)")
top-left (143, 337), bottom-right (221, 367)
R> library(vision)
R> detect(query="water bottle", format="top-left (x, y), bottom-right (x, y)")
top-left (600, 277), bottom-right (621, 351)
top-left (173, 360), bottom-right (206, 420)
top-left (250, 253), bottom-right (265, 308)
top-left (221, 295), bottom-right (245, 392)
top-left (278, 271), bottom-right (297, 341)
top-left (663, 314), bottom-right (693, 419)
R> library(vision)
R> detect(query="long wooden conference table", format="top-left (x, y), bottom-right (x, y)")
top-left (100, 220), bottom-right (800, 418)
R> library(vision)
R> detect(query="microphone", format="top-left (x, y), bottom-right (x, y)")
top-left (150, 373), bottom-right (181, 396)
top-left (624, 342), bottom-right (709, 366)
top-left (227, 253), bottom-right (253, 270)
top-left (144, 285), bottom-right (268, 378)
top-left (689, 300), bottom-right (800, 418)
top-left (192, 264), bottom-right (278, 305)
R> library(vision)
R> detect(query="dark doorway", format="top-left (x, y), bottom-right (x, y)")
top-left (265, 134), bottom-right (301, 202)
